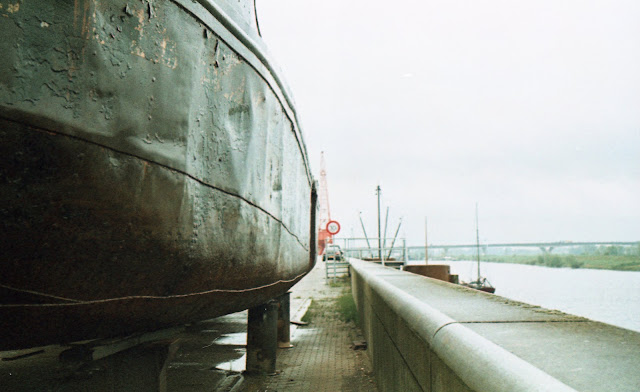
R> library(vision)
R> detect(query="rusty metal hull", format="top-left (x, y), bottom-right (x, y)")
top-left (0, 0), bottom-right (315, 350)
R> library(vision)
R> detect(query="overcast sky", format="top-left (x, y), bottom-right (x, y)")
top-left (257, 0), bottom-right (640, 246)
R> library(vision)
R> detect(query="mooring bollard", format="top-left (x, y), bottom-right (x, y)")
top-left (246, 300), bottom-right (278, 374)
top-left (277, 292), bottom-right (292, 348)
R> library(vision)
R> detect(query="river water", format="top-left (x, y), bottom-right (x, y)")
top-left (413, 260), bottom-right (640, 333)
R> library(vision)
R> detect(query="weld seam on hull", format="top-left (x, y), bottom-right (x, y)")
top-left (0, 271), bottom-right (307, 308)
top-left (1, 115), bottom-right (309, 251)
top-left (0, 284), bottom-right (82, 303)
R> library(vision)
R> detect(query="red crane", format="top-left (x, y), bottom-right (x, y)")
top-left (317, 152), bottom-right (332, 255)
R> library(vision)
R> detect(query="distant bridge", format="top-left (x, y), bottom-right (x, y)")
top-left (407, 241), bottom-right (639, 255)
top-left (335, 238), bottom-right (639, 258)
top-left (412, 241), bottom-right (639, 250)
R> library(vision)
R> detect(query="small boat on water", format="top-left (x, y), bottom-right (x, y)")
top-left (461, 204), bottom-right (495, 293)
top-left (0, 0), bottom-right (316, 350)
top-left (461, 277), bottom-right (496, 294)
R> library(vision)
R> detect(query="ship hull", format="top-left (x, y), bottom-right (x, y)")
top-left (0, 0), bottom-right (315, 349)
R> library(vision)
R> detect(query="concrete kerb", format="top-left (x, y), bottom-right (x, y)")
top-left (286, 257), bottom-right (335, 340)
top-left (292, 298), bottom-right (313, 323)
top-left (433, 324), bottom-right (577, 392)
top-left (290, 298), bottom-right (312, 339)
top-left (349, 259), bottom-right (578, 392)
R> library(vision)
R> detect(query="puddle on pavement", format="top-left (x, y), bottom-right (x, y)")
top-left (204, 323), bottom-right (318, 373)
top-left (207, 332), bottom-right (248, 372)
top-left (214, 332), bottom-right (246, 346)
top-left (214, 351), bottom-right (246, 372)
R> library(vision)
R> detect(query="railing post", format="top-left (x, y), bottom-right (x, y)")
top-left (404, 239), bottom-right (408, 262)
top-left (325, 258), bottom-right (328, 278)
top-left (332, 259), bottom-right (337, 283)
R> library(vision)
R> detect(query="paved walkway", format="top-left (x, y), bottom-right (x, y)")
top-left (241, 260), bottom-right (377, 392)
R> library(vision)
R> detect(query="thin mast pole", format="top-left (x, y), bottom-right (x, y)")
top-left (387, 218), bottom-right (403, 260)
top-left (382, 206), bottom-right (389, 261)
top-left (424, 217), bottom-right (428, 264)
top-left (359, 213), bottom-right (372, 252)
top-left (376, 186), bottom-right (382, 263)
top-left (475, 203), bottom-right (481, 281)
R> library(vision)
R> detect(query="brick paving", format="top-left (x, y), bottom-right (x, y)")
top-left (241, 260), bottom-right (377, 392)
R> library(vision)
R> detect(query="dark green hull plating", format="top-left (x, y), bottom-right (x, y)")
top-left (0, 0), bottom-right (315, 350)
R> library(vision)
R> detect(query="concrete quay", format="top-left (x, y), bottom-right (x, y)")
top-left (350, 258), bottom-right (640, 392)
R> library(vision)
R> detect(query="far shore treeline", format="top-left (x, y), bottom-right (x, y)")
top-left (407, 244), bottom-right (640, 271)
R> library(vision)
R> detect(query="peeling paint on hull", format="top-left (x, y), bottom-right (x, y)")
top-left (0, 0), bottom-right (315, 350)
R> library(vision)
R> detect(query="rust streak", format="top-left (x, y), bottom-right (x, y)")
top-left (82, 0), bottom-right (91, 40)
top-left (73, 0), bottom-right (80, 30)
top-left (142, 160), bottom-right (150, 177)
